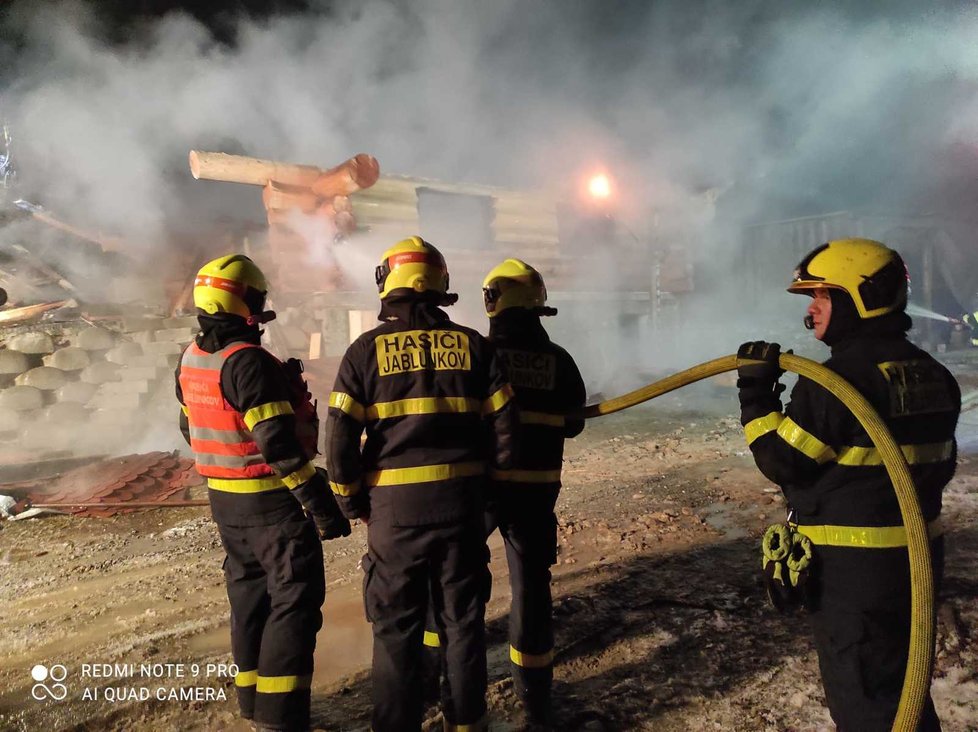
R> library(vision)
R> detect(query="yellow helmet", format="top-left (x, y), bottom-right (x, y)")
top-left (482, 258), bottom-right (555, 317)
top-left (375, 236), bottom-right (452, 300)
top-left (193, 254), bottom-right (269, 319)
top-left (788, 238), bottom-right (908, 319)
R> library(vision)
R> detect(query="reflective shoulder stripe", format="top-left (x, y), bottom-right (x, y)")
top-left (365, 461), bottom-right (485, 487)
top-left (510, 644), bottom-right (554, 668)
top-left (483, 384), bottom-right (514, 414)
top-left (792, 517), bottom-right (943, 548)
top-left (207, 475), bottom-right (285, 493)
top-left (365, 396), bottom-right (481, 420)
top-left (329, 391), bottom-right (365, 422)
top-left (330, 478), bottom-right (361, 496)
top-left (243, 400), bottom-right (294, 430)
top-left (520, 411), bottom-right (566, 428)
top-left (744, 411), bottom-right (783, 445)
top-left (776, 417), bottom-right (836, 464)
top-left (234, 669), bottom-right (257, 688)
top-left (255, 674), bottom-right (312, 694)
top-left (423, 631), bottom-right (441, 648)
top-left (282, 461), bottom-right (317, 489)
top-left (834, 440), bottom-right (954, 467)
top-left (490, 468), bottom-right (562, 483)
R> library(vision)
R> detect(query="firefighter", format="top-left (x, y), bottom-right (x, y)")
top-left (960, 294), bottom-right (978, 346)
top-left (175, 254), bottom-right (350, 732)
top-left (324, 236), bottom-right (517, 732)
top-left (737, 238), bottom-right (959, 731)
top-left (481, 258), bottom-right (585, 725)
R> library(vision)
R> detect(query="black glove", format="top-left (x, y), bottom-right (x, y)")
top-left (737, 341), bottom-right (785, 386)
top-left (311, 508), bottom-right (352, 541)
top-left (299, 468), bottom-right (352, 540)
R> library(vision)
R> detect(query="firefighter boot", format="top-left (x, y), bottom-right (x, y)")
top-left (513, 665), bottom-right (554, 728)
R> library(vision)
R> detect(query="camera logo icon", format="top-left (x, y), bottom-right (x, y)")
top-left (30, 664), bottom-right (68, 701)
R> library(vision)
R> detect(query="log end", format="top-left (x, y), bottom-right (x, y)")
top-left (188, 150), bottom-right (202, 180)
top-left (352, 154), bottom-right (381, 188)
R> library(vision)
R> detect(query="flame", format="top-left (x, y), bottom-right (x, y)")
top-left (588, 173), bottom-right (611, 199)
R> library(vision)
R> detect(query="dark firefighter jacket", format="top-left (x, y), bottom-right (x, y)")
top-left (325, 299), bottom-right (518, 527)
top-left (488, 310), bottom-right (586, 503)
top-left (740, 316), bottom-right (960, 609)
top-left (175, 315), bottom-right (333, 527)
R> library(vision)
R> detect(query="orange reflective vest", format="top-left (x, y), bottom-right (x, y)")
top-left (179, 342), bottom-right (281, 489)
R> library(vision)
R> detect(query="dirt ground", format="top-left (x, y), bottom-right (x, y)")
top-left (1, 387), bottom-right (977, 732)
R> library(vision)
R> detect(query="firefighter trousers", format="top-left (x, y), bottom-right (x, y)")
top-left (219, 516), bottom-right (325, 731)
top-left (487, 502), bottom-right (559, 722)
top-left (364, 518), bottom-right (489, 732)
top-left (423, 501), bottom-right (558, 722)
top-left (810, 603), bottom-right (941, 731)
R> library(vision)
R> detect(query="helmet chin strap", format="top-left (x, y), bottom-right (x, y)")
top-left (246, 310), bottom-right (277, 326)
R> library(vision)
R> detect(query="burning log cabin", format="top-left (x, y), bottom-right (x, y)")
top-left (189, 150), bottom-right (694, 390)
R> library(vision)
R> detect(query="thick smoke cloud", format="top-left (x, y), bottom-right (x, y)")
top-left (4, 0), bottom-right (978, 384)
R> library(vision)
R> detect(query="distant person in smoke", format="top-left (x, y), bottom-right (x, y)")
top-left (960, 293), bottom-right (978, 347)
top-left (175, 254), bottom-right (350, 732)
top-left (736, 238), bottom-right (959, 731)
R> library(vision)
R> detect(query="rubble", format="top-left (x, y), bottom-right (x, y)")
top-left (74, 326), bottom-right (116, 351)
top-left (6, 330), bottom-right (55, 355)
top-left (15, 365), bottom-right (68, 391)
top-left (0, 384), bottom-right (43, 411)
top-left (42, 345), bottom-right (90, 370)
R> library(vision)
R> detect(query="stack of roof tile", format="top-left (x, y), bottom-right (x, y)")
top-left (16, 451), bottom-right (205, 517)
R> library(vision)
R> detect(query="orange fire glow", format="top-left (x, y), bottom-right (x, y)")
top-left (588, 173), bottom-right (612, 199)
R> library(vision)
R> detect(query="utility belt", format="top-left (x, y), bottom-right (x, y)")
top-left (760, 516), bottom-right (943, 613)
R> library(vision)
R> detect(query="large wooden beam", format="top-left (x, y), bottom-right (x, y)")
top-left (189, 150), bottom-right (380, 196)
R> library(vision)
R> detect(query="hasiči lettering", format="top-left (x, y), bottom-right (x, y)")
top-left (498, 349), bottom-right (556, 390)
top-left (375, 329), bottom-right (471, 375)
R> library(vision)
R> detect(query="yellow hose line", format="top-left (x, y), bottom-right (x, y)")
top-left (575, 352), bottom-right (933, 732)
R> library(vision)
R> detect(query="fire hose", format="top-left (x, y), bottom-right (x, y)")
top-left (575, 352), bottom-right (933, 732)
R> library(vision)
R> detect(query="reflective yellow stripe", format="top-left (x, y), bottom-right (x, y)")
top-left (207, 475), bottom-right (285, 493)
top-left (365, 461), bottom-right (485, 487)
top-left (490, 468), bottom-right (562, 483)
top-left (483, 384), bottom-right (514, 414)
top-left (255, 674), bottom-right (312, 694)
top-left (329, 479), bottom-right (361, 497)
top-left (365, 396), bottom-right (480, 420)
top-left (792, 518), bottom-right (943, 549)
top-left (520, 410), bottom-right (565, 427)
top-left (744, 411), bottom-right (783, 445)
top-left (243, 400), bottom-right (294, 430)
top-left (834, 440), bottom-right (954, 467)
top-left (234, 669), bottom-right (257, 687)
top-left (282, 461), bottom-right (317, 489)
top-left (443, 716), bottom-right (488, 732)
top-left (329, 391), bottom-right (365, 422)
top-left (181, 404), bottom-right (189, 416)
top-left (776, 417), bottom-right (836, 464)
top-left (510, 645), bottom-right (554, 668)
top-left (423, 631), bottom-right (441, 648)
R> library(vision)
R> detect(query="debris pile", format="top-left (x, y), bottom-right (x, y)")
top-left (0, 317), bottom-right (198, 461)
top-left (1, 451), bottom-right (204, 518)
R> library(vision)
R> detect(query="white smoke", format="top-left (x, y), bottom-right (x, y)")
top-left (5, 1), bottom-right (978, 393)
